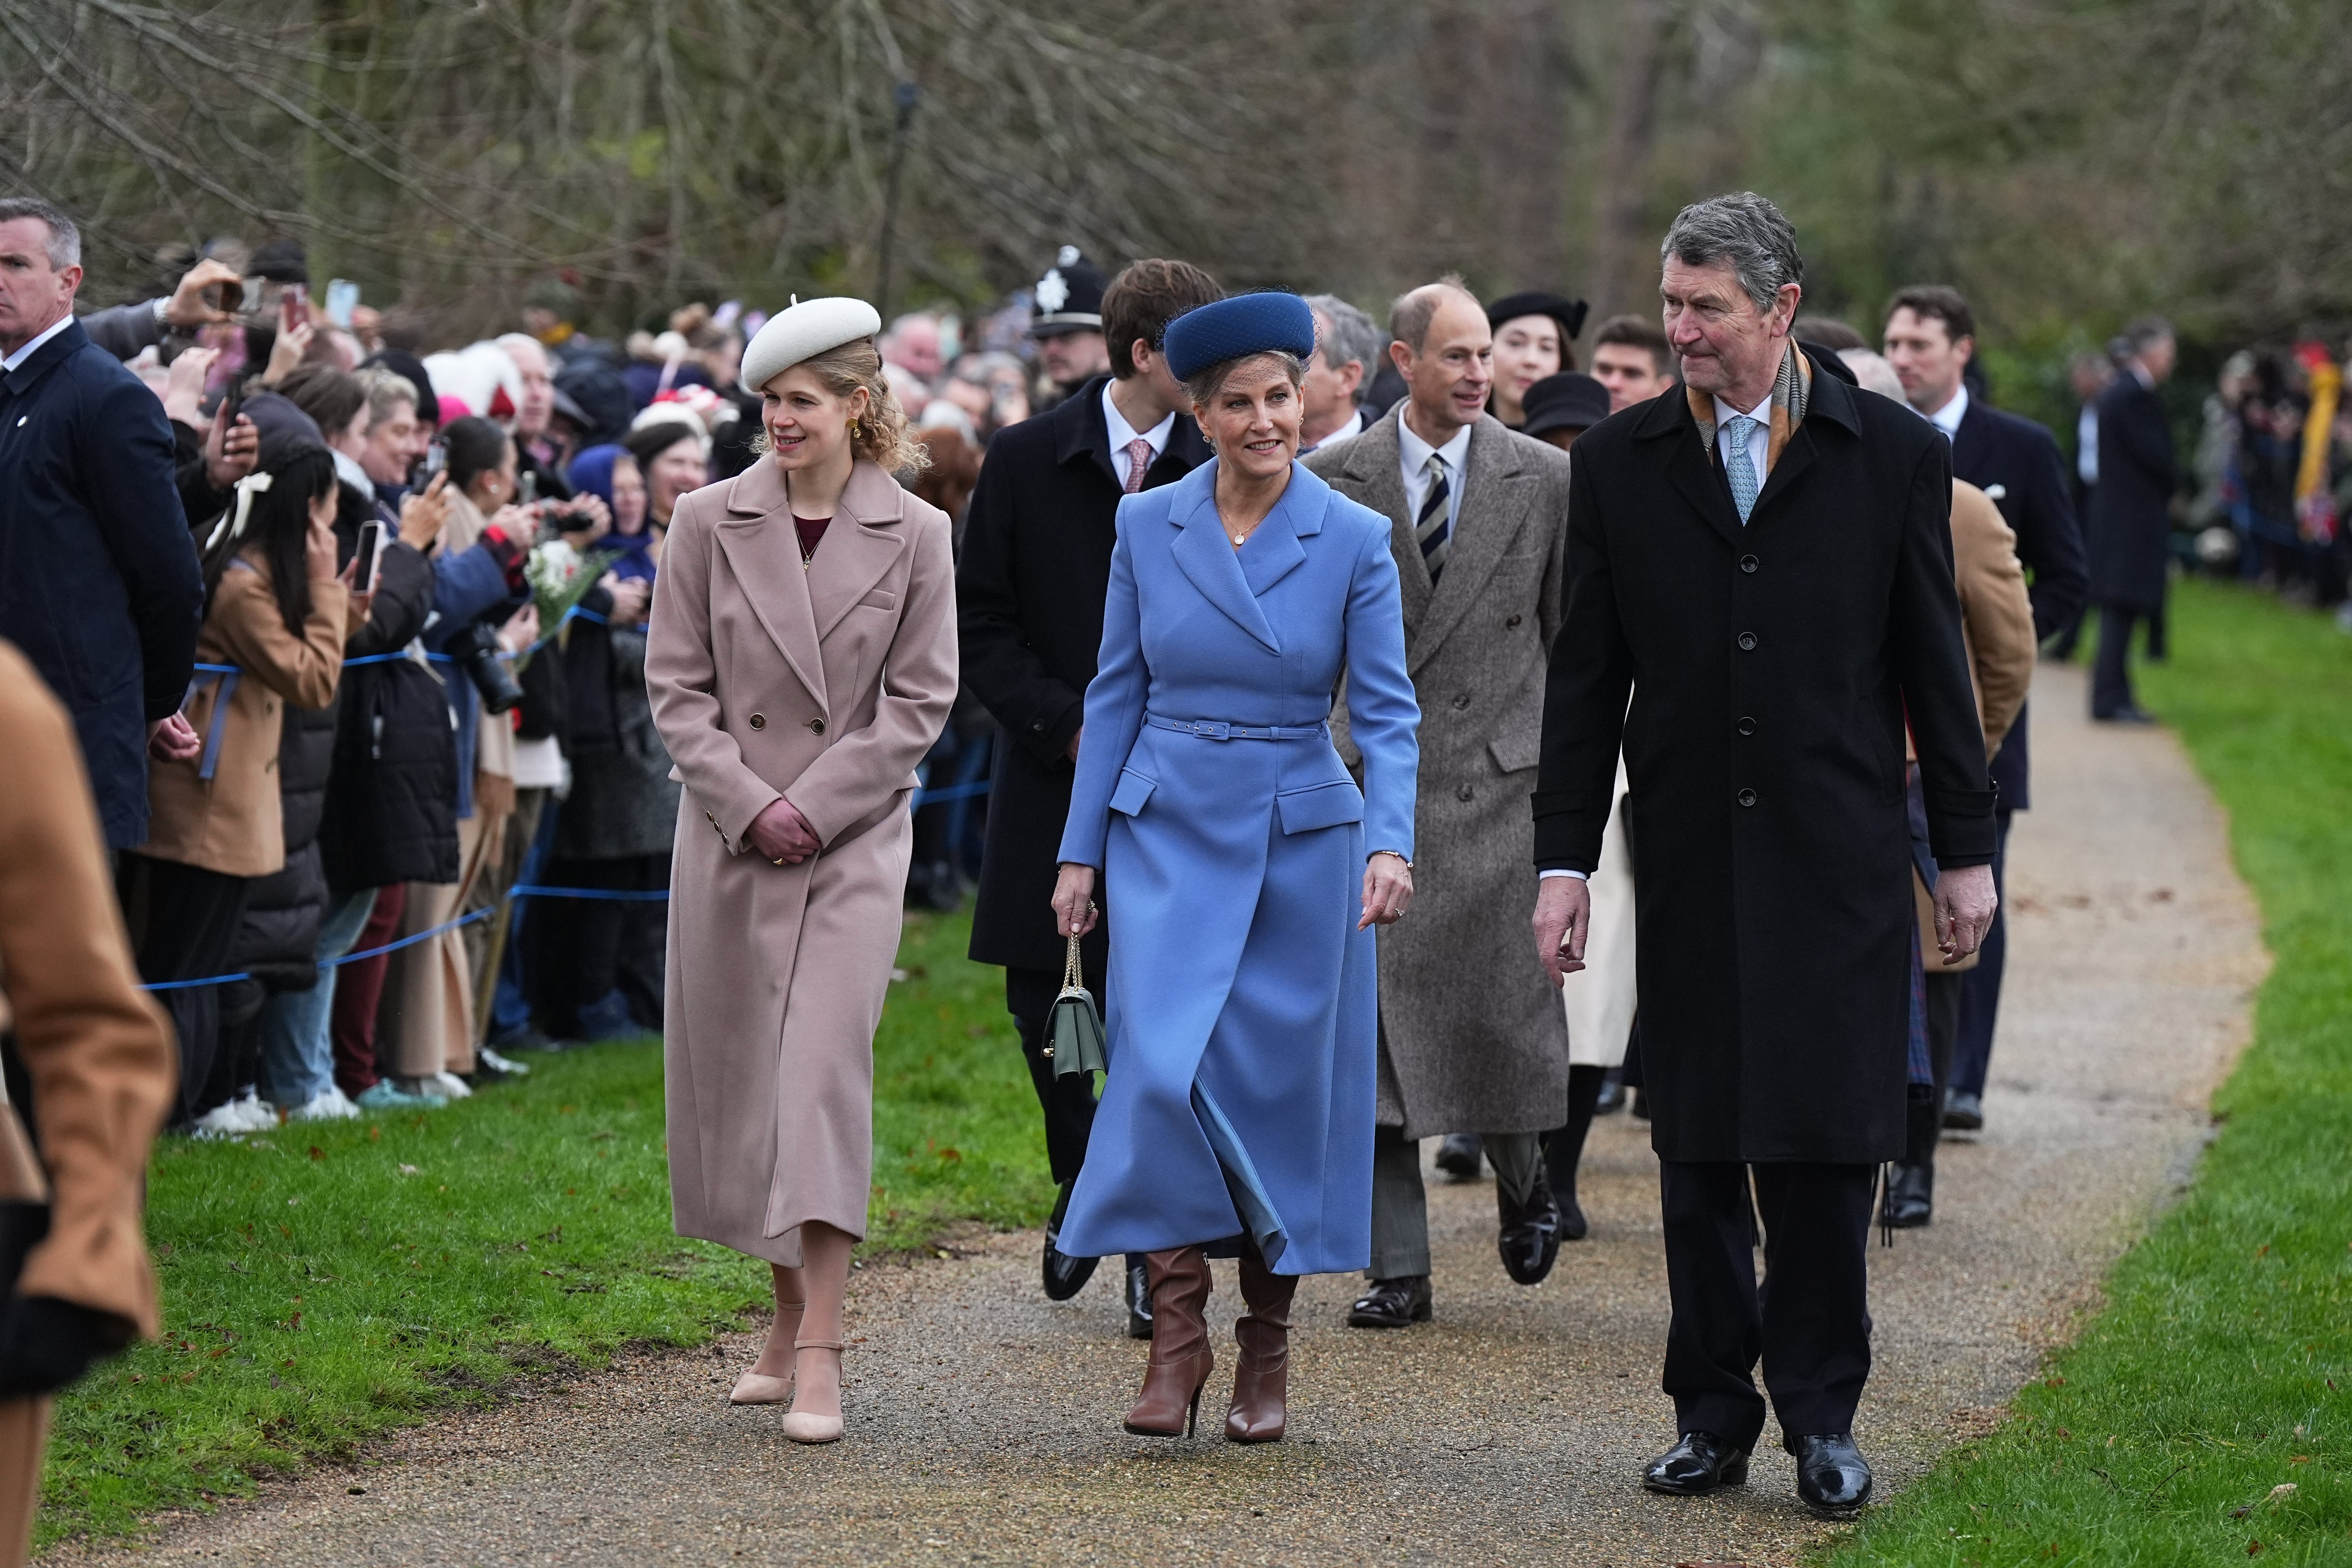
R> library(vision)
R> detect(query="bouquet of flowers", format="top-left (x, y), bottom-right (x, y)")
top-left (519, 537), bottom-right (613, 670)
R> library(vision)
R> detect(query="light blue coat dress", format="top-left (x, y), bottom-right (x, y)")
top-left (1055, 460), bottom-right (1420, 1275)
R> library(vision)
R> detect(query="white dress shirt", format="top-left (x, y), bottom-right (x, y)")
top-left (1303, 406), bottom-right (1366, 454)
top-left (1397, 413), bottom-right (1472, 535)
top-left (1924, 381), bottom-right (1970, 443)
top-left (1711, 392), bottom-right (1774, 508)
top-left (1, 311), bottom-right (75, 374)
top-left (2076, 403), bottom-right (2100, 486)
top-left (1103, 381), bottom-right (1175, 490)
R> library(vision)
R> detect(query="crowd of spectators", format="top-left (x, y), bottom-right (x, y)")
top-left (2183, 339), bottom-right (2352, 619)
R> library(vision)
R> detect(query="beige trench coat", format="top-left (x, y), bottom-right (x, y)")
top-left (646, 458), bottom-right (956, 1267)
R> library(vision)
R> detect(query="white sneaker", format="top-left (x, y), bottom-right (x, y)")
top-left (476, 1046), bottom-right (531, 1077)
top-left (432, 1071), bottom-right (474, 1100)
top-left (228, 1091), bottom-right (279, 1131)
top-left (289, 1087), bottom-right (361, 1122)
top-left (187, 1100), bottom-right (252, 1139)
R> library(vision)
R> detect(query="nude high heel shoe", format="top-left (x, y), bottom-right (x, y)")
top-left (729, 1301), bottom-right (803, 1405)
top-left (780, 1339), bottom-right (846, 1444)
top-left (1124, 1247), bottom-right (1214, 1437)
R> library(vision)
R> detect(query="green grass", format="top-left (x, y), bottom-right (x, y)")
top-left (39, 904), bottom-right (1044, 1551)
top-left (1818, 578), bottom-right (2352, 1565)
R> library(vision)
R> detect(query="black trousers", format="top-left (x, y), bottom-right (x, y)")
top-left (1660, 1159), bottom-right (1878, 1451)
top-left (2092, 601), bottom-right (2154, 717)
top-left (524, 851), bottom-right (670, 1035)
top-left (1904, 972), bottom-right (1964, 1168)
top-left (1950, 810), bottom-right (2013, 1098)
top-left (116, 853), bottom-right (249, 1125)
top-left (1005, 962), bottom-right (1107, 1187)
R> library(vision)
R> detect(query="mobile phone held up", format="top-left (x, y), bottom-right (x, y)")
top-left (352, 521), bottom-right (385, 595)
top-left (282, 282), bottom-right (309, 334)
top-left (325, 279), bottom-right (360, 330)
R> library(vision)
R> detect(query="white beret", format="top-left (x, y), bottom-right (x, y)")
top-left (739, 297), bottom-right (883, 394)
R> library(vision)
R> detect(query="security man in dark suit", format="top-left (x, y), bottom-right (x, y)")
top-left (0, 198), bottom-right (204, 853)
top-left (2083, 319), bottom-right (2178, 724)
top-left (956, 258), bottom-right (1223, 1336)
top-left (1881, 285), bottom-right (2088, 1132)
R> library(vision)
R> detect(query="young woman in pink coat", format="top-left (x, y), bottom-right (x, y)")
top-left (646, 298), bottom-right (957, 1444)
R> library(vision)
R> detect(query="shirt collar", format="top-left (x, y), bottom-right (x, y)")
top-left (1, 311), bottom-right (75, 375)
top-left (1711, 390), bottom-right (1773, 429)
top-left (332, 448), bottom-right (375, 496)
top-left (1397, 409), bottom-right (1473, 475)
top-left (1924, 381), bottom-right (1970, 439)
top-left (1101, 379), bottom-right (1175, 458)
top-left (1301, 407), bottom-right (1365, 455)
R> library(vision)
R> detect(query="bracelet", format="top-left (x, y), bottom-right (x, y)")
top-left (1369, 849), bottom-right (1412, 868)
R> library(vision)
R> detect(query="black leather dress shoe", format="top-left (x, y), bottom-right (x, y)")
top-left (1941, 1089), bottom-right (1984, 1131)
top-left (1558, 1190), bottom-right (1589, 1242)
top-left (1434, 1132), bottom-right (1484, 1181)
top-left (1125, 1256), bottom-right (1153, 1339)
top-left (1346, 1275), bottom-right (1432, 1328)
top-left (1791, 1432), bottom-right (1873, 1517)
top-left (1497, 1172), bottom-right (1563, 1285)
top-left (1041, 1183), bottom-right (1098, 1302)
top-left (1880, 1162), bottom-right (1933, 1228)
top-left (1593, 1074), bottom-right (1627, 1114)
top-left (1642, 1430), bottom-right (1750, 1495)
top-left (2094, 704), bottom-right (2159, 726)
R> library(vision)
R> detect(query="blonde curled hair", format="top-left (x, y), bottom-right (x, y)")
top-left (750, 336), bottom-right (931, 474)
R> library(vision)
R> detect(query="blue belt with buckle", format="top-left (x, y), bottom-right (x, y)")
top-left (1144, 713), bottom-right (1328, 742)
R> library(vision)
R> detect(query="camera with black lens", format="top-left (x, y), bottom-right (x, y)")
top-left (444, 618), bottom-right (524, 715)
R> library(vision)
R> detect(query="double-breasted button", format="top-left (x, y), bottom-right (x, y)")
top-left (1455, 784), bottom-right (1475, 802)
top-left (1737, 787), bottom-right (1758, 807)
top-left (748, 712), bottom-right (766, 730)
top-left (1452, 694), bottom-right (1471, 710)
top-left (1506, 613), bottom-right (1523, 629)
top-left (808, 717), bottom-right (827, 735)
top-left (1737, 631), bottom-right (1758, 651)
top-left (1736, 715), bottom-right (1758, 736)
top-left (1740, 554), bottom-right (1759, 573)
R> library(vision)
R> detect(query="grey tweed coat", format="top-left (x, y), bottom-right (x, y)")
top-left (1308, 408), bottom-right (1574, 1136)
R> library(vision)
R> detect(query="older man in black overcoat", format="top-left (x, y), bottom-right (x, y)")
top-left (1530, 192), bottom-right (1998, 1518)
top-left (0, 198), bottom-right (203, 853)
top-left (956, 258), bottom-right (1221, 1334)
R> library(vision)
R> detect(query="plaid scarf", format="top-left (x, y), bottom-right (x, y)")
top-left (1687, 340), bottom-right (1812, 478)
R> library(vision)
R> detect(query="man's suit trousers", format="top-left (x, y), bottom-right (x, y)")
top-left (1660, 1160), bottom-right (1878, 1452)
top-left (1368, 1123), bottom-right (1542, 1279)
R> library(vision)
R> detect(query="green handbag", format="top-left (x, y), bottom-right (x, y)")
top-left (1047, 931), bottom-right (1108, 1083)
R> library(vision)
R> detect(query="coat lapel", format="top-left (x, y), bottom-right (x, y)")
top-left (1412, 417), bottom-right (1534, 674)
top-left (714, 461), bottom-right (827, 710)
top-left (1751, 355), bottom-right (1860, 525)
top-left (1334, 409), bottom-right (1430, 633)
top-left (1238, 463), bottom-right (1328, 600)
top-left (1637, 391), bottom-right (1746, 548)
top-left (1169, 465), bottom-right (1281, 652)
top-left (807, 464), bottom-right (912, 641)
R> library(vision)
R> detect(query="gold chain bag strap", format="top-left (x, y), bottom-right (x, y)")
top-left (1045, 927), bottom-right (1108, 1083)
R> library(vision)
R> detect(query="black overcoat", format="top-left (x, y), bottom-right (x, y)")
top-left (1951, 397), bottom-right (2086, 813)
top-left (2083, 373), bottom-right (2176, 613)
top-left (1531, 347), bottom-right (1997, 1165)
top-left (956, 376), bottom-right (1211, 973)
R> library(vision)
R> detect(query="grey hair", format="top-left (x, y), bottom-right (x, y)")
top-left (1837, 348), bottom-right (1907, 403)
top-left (354, 365), bottom-right (421, 422)
top-left (1183, 350), bottom-right (1306, 414)
top-left (0, 196), bottom-right (81, 270)
top-left (1661, 191), bottom-right (1802, 314)
top-left (1304, 295), bottom-right (1383, 402)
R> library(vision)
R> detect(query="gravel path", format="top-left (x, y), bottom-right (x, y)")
top-left (59, 665), bottom-right (2266, 1568)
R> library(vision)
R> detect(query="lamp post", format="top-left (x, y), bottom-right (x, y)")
top-left (874, 80), bottom-right (920, 322)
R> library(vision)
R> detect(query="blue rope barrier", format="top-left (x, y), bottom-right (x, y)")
top-left (141, 906), bottom-right (495, 994)
top-left (507, 885), bottom-right (670, 903)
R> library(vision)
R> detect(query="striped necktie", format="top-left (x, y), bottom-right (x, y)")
top-left (1417, 453), bottom-right (1451, 581)
top-left (1123, 438), bottom-right (1153, 496)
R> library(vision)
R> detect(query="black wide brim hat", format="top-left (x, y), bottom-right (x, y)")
top-left (1161, 294), bottom-right (1318, 384)
top-left (1486, 290), bottom-right (1589, 343)
top-left (1520, 372), bottom-right (1612, 439)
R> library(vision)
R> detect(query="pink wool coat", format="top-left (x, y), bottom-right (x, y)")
top-left (646, 457), bottom-right (957, 1267)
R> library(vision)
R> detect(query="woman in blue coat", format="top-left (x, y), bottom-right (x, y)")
top-left (1049, 294), bottom-right (1419, 1444)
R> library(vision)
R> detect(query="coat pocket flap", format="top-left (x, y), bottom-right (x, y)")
top-left (1488, 729), bottom-right (1543, 775)
top-left (1108, 768), bottom-right (1157, 816)
top-left (857, 588), bottom-right (898, 611)
top-left (1274, 779), bottom-right (1364, 835)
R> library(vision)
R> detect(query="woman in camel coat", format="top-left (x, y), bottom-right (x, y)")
top-left (648, 298), bottom-right (956, 1445)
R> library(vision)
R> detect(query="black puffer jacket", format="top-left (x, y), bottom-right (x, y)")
top-left (318, 498), bottom-right (459, 891)
top-left (224, 695), bottom-right (339, 992)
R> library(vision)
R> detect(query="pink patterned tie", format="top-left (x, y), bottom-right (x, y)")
top-left (1123, 438), bottom-right (1153, 495)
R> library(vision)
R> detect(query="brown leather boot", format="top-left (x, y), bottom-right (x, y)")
top-left (1123, 1246), bottom-right (1214, 1437)
top-left (1225, 1241), bottom-right (1296, 1442)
